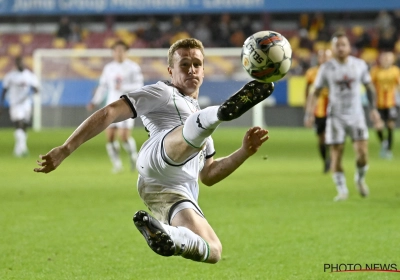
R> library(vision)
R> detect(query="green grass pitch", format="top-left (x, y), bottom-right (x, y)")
top-left (0, 126), bottom-right (399, 280)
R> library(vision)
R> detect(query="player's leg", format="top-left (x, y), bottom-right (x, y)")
top-left (10, 104), bottom-right (29, 157)
top-left (352, 140), bottom-right (369, 197)
top-left (325, 117), bottom-right (348, 200)
top-left (13, 120), bottom-right (28, 157)
top-left (171, 208), bottom-right (221, 263)
top-left (119, 119), bottom-right (138, 171)
top-left (385, 107), bottom-right (397, 159)
top-left (330, 144), bottom-right (348, 201)
top-left (351, 120), bottom-right (370, 197)
top-left (315, 117), bottom-right (329, 173)
top-left (164, 80), bottom-right (274, 163)
top-left (133, 207), bottom-right (220, 263)
top-left (105, 126), bottom-right (123, 173)
top-left (377, 109), bottom-right (388, 158)
top-left (386, 119), bottom-right (395, 159)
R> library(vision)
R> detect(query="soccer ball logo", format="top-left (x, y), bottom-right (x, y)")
top-left (241, 31), bottom-right (292, 83)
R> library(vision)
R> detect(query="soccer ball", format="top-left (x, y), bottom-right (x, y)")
top-left (241, 30), bottom-right (292, 83)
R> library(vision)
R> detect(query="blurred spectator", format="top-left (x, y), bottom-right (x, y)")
top-left (229, 28), bottom-right (245, 47)
top-left (212, 14), bottom-right (233, 47)
top-left (70, 22), bottom-right (82, 42)
top-left (299, 13), bottom-right (310, 30)
top-left (378, 27), bottom-right (397, 51)
top-left (56, 16), bottom-right (72, 41)
top-left (353, 26), bottom-right (371, 50)
top-left (191, 16), bottom-right (212, 47)
top-left (298, 28), bottom-right (314, 50)
top-left (240, 15), bottom-right (253, 39)
top-left (309, 12), bottom-right (325, 40)
top-left (393, 10), bottom-right (400, 37)
top-left (168, 15), bottom-right (190, 45)
top-left (375, 10), bottom-right (393, 33)
top-left (143, 17), bottom-right (163, 47)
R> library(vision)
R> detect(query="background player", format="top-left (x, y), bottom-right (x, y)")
top-left (87, 40), bottom-right (144, 173)
top-left (0, 56), bottom-right (39, 157)
top-left (304, 32), bottom-right (382, 201)
top-left (370, 51), bottom-right (400, 159)
top-left (34, 38), bottom-right (274, 264)
top-left (304, 49), bottom-right (332, 173)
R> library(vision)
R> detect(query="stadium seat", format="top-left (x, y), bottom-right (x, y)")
top-left (313, 41), bottom-right (328, 51)
top-left (52, 38), bottom-right (67, 49)
top-left (7, 43), bottom-right (22, 56)
top-left (360, 47), bottom-right (378, 64)
top-left (19, 34), bottom-right (33, 45)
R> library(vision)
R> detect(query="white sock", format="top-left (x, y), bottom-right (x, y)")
top-left (355, 165), bottom-right (368, 182)
top-left (14, 129), bottom-right (27, 156)
top-left (106, 142), bottom-right (122, 170)
top-left (182, 106), bottom-right (222, 148)
top-left (162, 224), bottom-right (210, 262)
top-left (122, 137), bottom-right (138, 158)
top-left (332, 172), bottom-right (348, 195)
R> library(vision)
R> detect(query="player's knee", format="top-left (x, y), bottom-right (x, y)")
top-left (208, 240), bottom-right (222, 264)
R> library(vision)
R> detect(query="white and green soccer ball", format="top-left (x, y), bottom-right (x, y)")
top-left (241, 30), bottom-right (292, 83)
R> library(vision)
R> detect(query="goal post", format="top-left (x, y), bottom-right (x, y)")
top-left (32, 47), bottom-right (266, 131)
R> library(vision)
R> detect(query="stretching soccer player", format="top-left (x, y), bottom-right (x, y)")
top-left (304, 32), bottom-right (382, 201)
top-left (370, 51), bottom-right (400, 159)
top-left (34, 38), bottom-right (274, 263)
top-left (87, 40), bottom-right (144, 173)
top-left (304, 49), bottom-right (332, 173)
top-left (0, 57), bottom-right (39, 157)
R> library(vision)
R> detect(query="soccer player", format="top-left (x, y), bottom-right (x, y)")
top-left (0, 57), bottom-right (39, 157)
top-left (304, 49), bottom-right (332, 173)
top-left (87, 40), bottom-right (144, 173)
top-left (304, 32), bottom-right (382, 201)
top-left (370, 51), bottom-right (400, 159)
top-left (34, 38), bottom-right (274, 263)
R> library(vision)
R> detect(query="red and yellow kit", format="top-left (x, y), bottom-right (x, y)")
top-left (370, 65), bottom-right (400, 109)
top-left (305, 66), bottom-right (329, 118)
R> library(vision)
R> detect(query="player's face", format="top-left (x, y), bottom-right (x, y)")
top-left (113, 45), bottom-right (127, 62)
top-left (379, 52), bottom-right (394, 68)
top-left (168, 48), bottom-right (204, 97)
top-left (332, 36), bottom-right (351, 60)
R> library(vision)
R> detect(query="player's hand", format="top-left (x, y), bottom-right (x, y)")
top-left (370, 109), bottom-right (384, 130)
top-left (304, 113), bottom-right (314, 128)
top-left (34, 146), bottom-right (69, 174)
top-left (241, 127), bottom-right (269, 157)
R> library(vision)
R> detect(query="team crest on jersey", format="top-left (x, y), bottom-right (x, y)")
top-left (335, 75), bottom-right (354, 91)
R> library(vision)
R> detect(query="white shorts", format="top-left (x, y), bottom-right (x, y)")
top-left (109, 118), bottom-right (134, 129)
top-left (9, 101), bottom-right (32, 123)
top-left (325, 115), bottom-right (369, 145)
top-left (136, 128), bottom-right (205, 225)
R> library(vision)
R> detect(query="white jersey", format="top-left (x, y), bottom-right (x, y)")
top-left (314, 56), bottom-right (371, 120)
top-left (3, 69), bottom-right (38, 106)
top-left (125, 81), bottom-right (202, 137)
top-left (92, 59), bottom-right (143, 106)
top-left (123, 81), bottom-right (215, 201)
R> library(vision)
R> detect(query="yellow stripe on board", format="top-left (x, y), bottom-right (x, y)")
top-left (288, 76), bottom-right (307, 107)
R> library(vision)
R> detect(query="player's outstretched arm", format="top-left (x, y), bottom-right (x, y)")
top-left (34, 99), bottom-right (133, 174)
top-left (199, 127), bottom-right (269, 186)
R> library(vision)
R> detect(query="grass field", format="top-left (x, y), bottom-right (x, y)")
top-left (0, 126), bottom-right (399, 280)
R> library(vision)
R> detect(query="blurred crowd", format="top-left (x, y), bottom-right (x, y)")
top-left (1, 11), bottom-right (400, 76)
top-left (53, 11), bottom-right (400, 74)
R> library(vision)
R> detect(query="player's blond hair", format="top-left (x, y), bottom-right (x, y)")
top-left (167, 38), bottom-right (205, 68)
